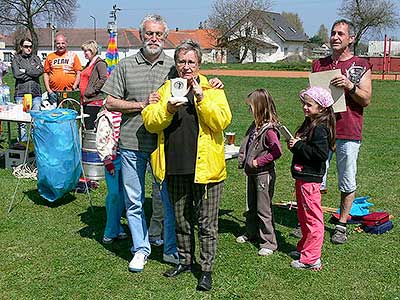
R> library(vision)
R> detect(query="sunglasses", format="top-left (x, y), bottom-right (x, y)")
top-left (23, 45), bottom-right (33, 49)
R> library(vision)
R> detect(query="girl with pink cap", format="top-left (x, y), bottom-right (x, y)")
top-left (287, 86), bottom-right (336, 270)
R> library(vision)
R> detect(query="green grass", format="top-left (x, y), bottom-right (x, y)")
top-left (1, 74), bottom-right (399, 299)
top-left (201, 62), bottom-right (312, 71)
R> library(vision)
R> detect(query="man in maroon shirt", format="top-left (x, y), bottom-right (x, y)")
top-left (312, 19), bottom-right (372, 244)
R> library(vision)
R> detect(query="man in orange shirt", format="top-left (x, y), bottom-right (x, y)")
top-left (44, 34), bottom-right (82, 104)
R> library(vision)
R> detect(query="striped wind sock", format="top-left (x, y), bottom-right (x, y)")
top-left (105, 31), bottom-right (119, 76)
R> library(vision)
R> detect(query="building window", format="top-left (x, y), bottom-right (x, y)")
top-left (3, 52), bottom-right (13, 63)
top-left (257, 28), bottom-right (263, 35)
top-left (284, 47), bottom-right (288, 55)
top-left (278, 26), bottom-right (285, 33)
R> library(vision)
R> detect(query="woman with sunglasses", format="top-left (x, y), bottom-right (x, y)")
top-left (11, 38), bottom-right (44, 141)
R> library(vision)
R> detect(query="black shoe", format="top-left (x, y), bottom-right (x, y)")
top-left (197, 271), bottom-right (212, 291)
top-left (163, 264), bottom-right (191, 277)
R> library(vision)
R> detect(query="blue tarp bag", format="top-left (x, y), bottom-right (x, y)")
top-left (30, 109), bottom-right (81, 202)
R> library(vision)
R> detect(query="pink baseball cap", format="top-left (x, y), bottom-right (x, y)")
top-left (299, 86), bottom-right (334, 108)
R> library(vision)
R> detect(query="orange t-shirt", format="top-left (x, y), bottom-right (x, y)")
top-left (44, 51), bottom-right (82, 91)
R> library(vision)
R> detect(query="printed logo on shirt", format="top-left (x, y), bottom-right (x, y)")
top-left (346, 62), bottom-right (367, 84)
top-left (294, 164), bottom-right (303, 172)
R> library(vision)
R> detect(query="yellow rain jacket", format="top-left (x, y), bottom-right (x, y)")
top-left (142, 74), bottom-right (232, 184)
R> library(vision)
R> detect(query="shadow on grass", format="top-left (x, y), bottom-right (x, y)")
top-left (77, 205), bottom-right (132, 261)
top-left (218, 209), bottom-right (243, 236)
top-left (76, 196), bottom-right (167, 265)
top-left (24, 189), bottom-right (77, 208)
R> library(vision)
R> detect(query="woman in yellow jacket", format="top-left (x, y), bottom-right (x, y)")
top-left (142, 39), bottom-right (231, 291)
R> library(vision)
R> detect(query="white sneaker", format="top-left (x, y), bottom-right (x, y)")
top-left (258, 248), bottom-right (274, 256)
top-left (290, 259), bottom-right (322, 271)
top-left (163, 252), bottom-right (180, 265)
top-left (128, 252), bottom-right (147, 272)
top-left (236, 235), bottom-right (249, 244)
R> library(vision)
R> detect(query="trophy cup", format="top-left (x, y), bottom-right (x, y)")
top-left (169, 78), bottom-right (188, 104)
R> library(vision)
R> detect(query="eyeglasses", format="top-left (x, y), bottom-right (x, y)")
top-left (176, 60), bottom-right (198, 68)
top-left (144, 31), bottom-right (164, 38)
top-left (23, 45), bottom-right (33, 49)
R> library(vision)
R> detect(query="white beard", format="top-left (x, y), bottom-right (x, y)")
top-left (143, 41), bottom-right (163, 56)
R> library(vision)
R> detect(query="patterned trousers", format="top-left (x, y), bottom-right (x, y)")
top-left (167, 174), bottom-right (223, 272)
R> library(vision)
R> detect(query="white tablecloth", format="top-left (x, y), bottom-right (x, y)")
top-left (225, 145), bottom-right (240, 160)
top-left (0, 105), bottom-right (31, 123)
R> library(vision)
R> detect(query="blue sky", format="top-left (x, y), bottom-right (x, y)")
top-left (76, 0), bottom-right (399, 38)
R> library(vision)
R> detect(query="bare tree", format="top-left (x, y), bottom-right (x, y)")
top-left (0, 0), bottom-right (79, 53)
top-left (339, 0), bottom-right (399, 54)
top-left (282, 12), bottom-right (304, 33)
top-left (207, 0), bottom-right (272, 62)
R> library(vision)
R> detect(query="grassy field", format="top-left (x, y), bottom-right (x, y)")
top-left (0, 73), bottom-right (399, 299)
top-left (201, 61), bottom-right (312, 71)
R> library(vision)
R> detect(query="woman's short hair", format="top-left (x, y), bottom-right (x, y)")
top-left (174, 39), bottom-right (202, 64)
top-left (81, 40), bottom-right (98, 55)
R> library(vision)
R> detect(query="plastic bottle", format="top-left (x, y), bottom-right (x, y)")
top-left (0, 85), bottom-right (4, 106)
top-left (2, 84), bottom-right (10, 103)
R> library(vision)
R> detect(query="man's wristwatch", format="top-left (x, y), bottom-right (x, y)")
top-left (349, 83), bottom-right (357, 94)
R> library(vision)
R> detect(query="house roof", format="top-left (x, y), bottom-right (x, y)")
top-left (0, 28), bottom-right (219, 50)
top-left (259, 11), bottom-right (309, 42)
top-left (221, 10), bottom-right (309, 43)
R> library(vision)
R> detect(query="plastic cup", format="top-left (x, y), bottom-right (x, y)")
top-left (226, 132), bottom-right (235, 145)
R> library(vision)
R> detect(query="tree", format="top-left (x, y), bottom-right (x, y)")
top-left (0, 0), bottom-right (79, 53)
top-left (207, 0), bottom-right (272, 63)
top-left (317, 24), bottom-right (329, 44)
top-left (339, 0), bottom-right (399, 54)
top-left (282, 12), bottom-right (304, 33)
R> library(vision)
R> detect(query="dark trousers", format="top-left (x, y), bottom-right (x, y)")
top-left (167, 175), bottom-right (223, 272)
top-left (246, 170), bottom-right (277, 250)
top-left (83, 105), bottom-right (102, 130)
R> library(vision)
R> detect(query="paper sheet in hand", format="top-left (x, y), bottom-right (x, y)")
top-left (278, 125), bottom-right (294, 141)
top-left (309, 69), bottom-right (346, 113)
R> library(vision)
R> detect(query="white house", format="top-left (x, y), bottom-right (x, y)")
top-left (368, 40), bottom-right (400, 57)
top-left (220, 10), bottom-right (309, 63)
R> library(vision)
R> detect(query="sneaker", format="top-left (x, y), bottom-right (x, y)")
top-left (290, 225), bottom-right (302, 239)
top-left (102, 232), bottom-right (128, 244)
top-left (236, 235), bottom-right (249, 244)
top-left (289, 250), bottom-right (301, 260)
top-left (149, 238), bottom-right (164, 247)
top-left (258, 248), bottom-right (274, 256)
top-left (291, 259), bottom-right (322, 271)
top-left (128, 252), bottom-right (147, 272)
top-left (331, 225), bottom-right (347, 244)
top-left (163, 252), bottom-right (180, 265)
top-left (117, 232), bottom-right (128, 240)
top-left (102, 236), bottom-right (114, 244)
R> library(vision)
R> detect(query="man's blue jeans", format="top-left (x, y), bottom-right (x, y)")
top-left (15, 96), bottom-right (41, 142)
top-left (120, 149), bottom-right (151, 256)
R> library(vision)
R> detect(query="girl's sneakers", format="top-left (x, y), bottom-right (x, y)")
top-left (102, 232), bottom-right (128, 244)
top-left (258, 248), bottom-right (273, 256)
top-left (235, 235), bottom-right (249, 244)
top-left (290, 259), bottom-right (322, 271)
